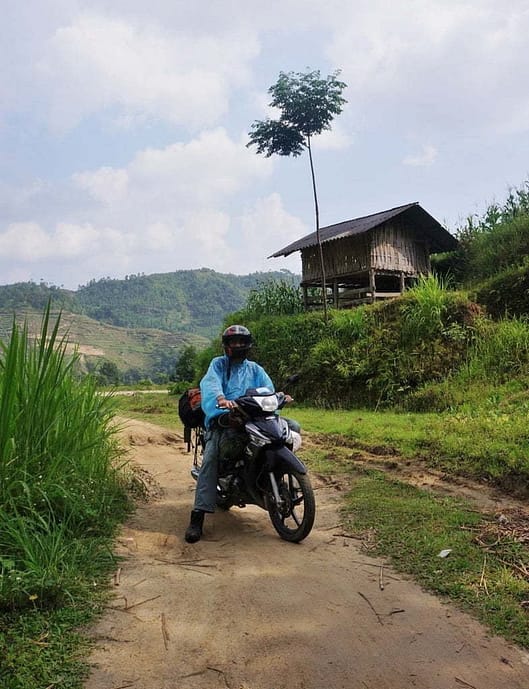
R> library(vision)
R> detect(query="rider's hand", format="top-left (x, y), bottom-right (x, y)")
top-left (284, 394), bottom-right (294, 404)
top-left (217, 397), bottom-right (236, 410)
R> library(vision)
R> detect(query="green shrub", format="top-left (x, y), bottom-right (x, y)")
top-left (238, 279), bottom-right (303, 320)
top-left (466, 213), bottom-right (529, 281)
top-left (475, 259), bottom-right (529, 318)
top-left (0, 308), bottom-right (128, 610)
top-left (453, 180), bottom-right (529, 284)
top-left (464, 317), bottom-right (529, 381)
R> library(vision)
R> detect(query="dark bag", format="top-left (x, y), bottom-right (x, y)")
top-left (178, 388), bottom-right (205, 428)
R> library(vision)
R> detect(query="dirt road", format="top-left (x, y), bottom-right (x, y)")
top-left (85, 418), bottom-right (529, 689)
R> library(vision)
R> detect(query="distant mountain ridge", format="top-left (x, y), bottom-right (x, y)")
top-left (0, 268), bottom-right (299, 337)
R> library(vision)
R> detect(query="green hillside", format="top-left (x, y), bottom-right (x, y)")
top-left (0, 269), bottom-right (299, 337)
top-left (0, 309), bottom-right (208, 383)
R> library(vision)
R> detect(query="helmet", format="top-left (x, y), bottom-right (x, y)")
top-left (222, 324), bottom-right (253, 359)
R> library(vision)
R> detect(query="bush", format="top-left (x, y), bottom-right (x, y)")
top-left (0, 308), bottom-right (128, 610)
top-left (475, 260), bottom-right (529, 318)
top-left (236, 279), bottom-right (303, 320)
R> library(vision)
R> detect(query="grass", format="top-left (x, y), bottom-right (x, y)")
top-left (290, 406), bottom-right (431, 456)
top-left (110, 388), bottom-right (529, 489)
top-left (111, 390), bottom-right (181, 430)
top-left (0, 308), bottom-right (131, 688)
top-left (342, 471), bottom-right (529, 646)
top-left (0, 562), bottom-right (115, 689)
top-left (289, 396), bottom-right (529, 491)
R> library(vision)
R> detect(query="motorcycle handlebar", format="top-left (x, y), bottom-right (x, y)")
top-left (215, 392), bottom-right (292, 411)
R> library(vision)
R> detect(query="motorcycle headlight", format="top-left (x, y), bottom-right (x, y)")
top-left (257, 396), bottom-right (278, 412)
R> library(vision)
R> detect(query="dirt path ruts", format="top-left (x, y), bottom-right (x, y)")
top-left (85, 418), bottom-right (529, 689)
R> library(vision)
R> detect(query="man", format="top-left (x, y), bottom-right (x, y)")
top-left (184, 324), bottom-right (273, 543)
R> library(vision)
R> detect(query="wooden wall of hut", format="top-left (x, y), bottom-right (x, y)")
top-left (301, 234), bottom-right (370, 283)
top-left (300, 222), bottom-right (430, 285)
top-left (371, 223), bottom-right (430, 274)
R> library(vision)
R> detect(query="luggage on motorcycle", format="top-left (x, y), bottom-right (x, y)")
top-left (219, 428), bottom-right (247, 461)
top-left (178, 387), bottom-right (205, 429)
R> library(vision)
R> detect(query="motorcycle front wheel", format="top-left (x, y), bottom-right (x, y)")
top-left (267, 468), bottom-right (315, 543)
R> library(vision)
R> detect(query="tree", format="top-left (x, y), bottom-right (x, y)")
top-left (97, 359), bottom-right (120, 386)
top-left (247, 69), bottom-right (347, 321)
top-left (174, 344), bottom-right (198, 383)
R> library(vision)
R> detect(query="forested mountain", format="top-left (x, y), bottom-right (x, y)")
top-left (0, 269), bottom-right (299, 383)
top-left (0, 269), bottom-right (299, 337)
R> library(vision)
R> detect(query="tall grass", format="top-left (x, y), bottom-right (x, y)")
top-left (400, 274), bottom-right (451, 341)
top-left (240, 279), bottom-right (304, 319)
top-left (0, 308), bottom-right (128, 610)
top-left (462, 317), bottom-right (529, 382)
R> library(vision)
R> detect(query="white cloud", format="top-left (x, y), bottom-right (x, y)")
top-left (73, 167), bottom-right (129, 203)
top-left (325, 1), bottom-right (529, 135)
top-left (68, 128), bottom-right (273, 222)
top-left (0, 221), bottom-right (106, 261)
top-left (403, 144), bottom-right (438, 167)
top-left (313, 124), bottom-right (354, 151)
top-left (0, 129), bottom-right (284, 286)
top-left (142, 211), bottom-right (231, 263)
top-left (37, 12), bottom-right (260, 130)
top-left (144, 222), bottom-right (175, 251)
top-left (128, 129), bottom-right (271, 205)
top-left (0, 189), bottom-right (304, 287)
top-left (0, 223), bottom-right (51, 261)
top-left (238, 193), bottom-right (306, 269)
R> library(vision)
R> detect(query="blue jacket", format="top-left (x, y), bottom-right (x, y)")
top-left (200, 355), bottom-right (274, 428)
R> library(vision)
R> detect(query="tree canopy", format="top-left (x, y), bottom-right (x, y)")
top-left (247, 69), bottom-right (347, 156)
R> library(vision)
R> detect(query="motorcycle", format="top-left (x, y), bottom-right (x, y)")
top-left (189, 383), bottom-right (315, 543)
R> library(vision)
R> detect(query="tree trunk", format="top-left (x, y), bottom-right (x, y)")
top-left (307, 136), bottom-right (328, 322)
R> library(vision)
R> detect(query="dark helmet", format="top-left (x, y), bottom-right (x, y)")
top-left (222, 324), bottom-right (253, 358)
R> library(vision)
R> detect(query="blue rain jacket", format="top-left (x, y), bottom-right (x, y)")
top-left (200, 355), bottom-right (274, 428)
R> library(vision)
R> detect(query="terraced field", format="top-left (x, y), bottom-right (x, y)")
top-left (0, 309), bottom-right (208, 376)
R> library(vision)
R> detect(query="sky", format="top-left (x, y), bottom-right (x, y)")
top-left (1, 0), bottom-right (529, 290)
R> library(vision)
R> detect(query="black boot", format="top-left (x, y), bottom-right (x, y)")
top-left (185, 509), bottom-right (205, 543)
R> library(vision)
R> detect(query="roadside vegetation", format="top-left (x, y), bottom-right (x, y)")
top-left (343, 470), bottom-right (529, 646)
top-left (0, 310), bottom-right (130, 688)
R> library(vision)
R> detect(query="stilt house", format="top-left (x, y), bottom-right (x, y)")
top-left (270, 202), bottom-right (458, 309)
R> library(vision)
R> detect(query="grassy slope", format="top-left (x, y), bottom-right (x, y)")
top-left (0, 309), bottom-right (208, 374)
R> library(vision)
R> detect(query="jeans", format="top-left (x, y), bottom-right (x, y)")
top-left (193, 427), bottom-right (223, 513)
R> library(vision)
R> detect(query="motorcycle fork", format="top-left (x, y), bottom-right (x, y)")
top-left (268, 471), bottom-right (284, 508)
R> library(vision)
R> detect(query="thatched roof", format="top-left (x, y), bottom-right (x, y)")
top-left (270, 202), bottom-right (458, 257)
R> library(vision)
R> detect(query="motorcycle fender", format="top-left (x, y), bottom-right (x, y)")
top-left (265, 446), bottom-right (307, 474)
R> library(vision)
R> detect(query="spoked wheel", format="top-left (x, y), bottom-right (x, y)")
top-left (267, 468), bottom-right (315, 542)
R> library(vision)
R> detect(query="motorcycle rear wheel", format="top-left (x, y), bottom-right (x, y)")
top-left (267, 468), bottom-right (315, 543)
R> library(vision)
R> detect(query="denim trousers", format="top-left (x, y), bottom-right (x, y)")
top-left (193, 427), bottom-right (223, 513)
